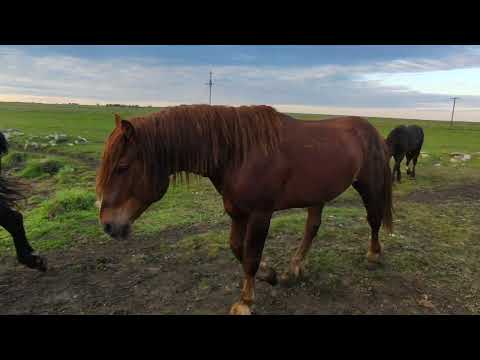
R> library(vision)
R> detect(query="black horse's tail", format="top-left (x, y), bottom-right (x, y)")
top-left (0, 131), bottom-right (25, 208)
top-left (0, 177), bottom-right (25, 208)
top-left (0, 131), bottom-right (8, 157)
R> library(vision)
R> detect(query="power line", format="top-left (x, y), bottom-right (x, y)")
top-left (450, 97), bottom-right (460, 127)
top-left (205, 71), bottom-right (214, 105)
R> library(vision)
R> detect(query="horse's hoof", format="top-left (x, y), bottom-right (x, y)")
top-left (230, 302), bottom-right (252, 315)
top-left (35, 256), bottom-right (48, 272)
top-left (279, 271), bottom-right (301, 287)
top-left (366, 250), bottom-right (382, 264)
top-left (19, 254), bottom-right (47, 272)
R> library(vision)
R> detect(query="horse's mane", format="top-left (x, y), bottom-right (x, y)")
top-left (96, 104), bottom-right (284, 194)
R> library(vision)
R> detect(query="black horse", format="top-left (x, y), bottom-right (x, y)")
top-left (385, 125), bottom-right (424, 183)
top-left (0, 132), bottom-right (47, 271)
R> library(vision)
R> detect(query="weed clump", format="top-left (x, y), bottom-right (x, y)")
top-left (20, 158), bottom-right (65, 178)
top-left (2, 152), bottom-right (28, 169)
top-left (56, 165), bottom-right (76, 184)
top-left (42, 188), bottom-right (96, 219)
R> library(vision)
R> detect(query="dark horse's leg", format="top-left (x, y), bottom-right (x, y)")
top-left (406, 151), bottom-right (419, 178)
top-left (230, 210), bottom-right (272, 315)
top-left (405, 153), bottom-right (412, 176)
top-left (0, 205), bottom-right (47, 271)
top-left (281, 205), bottom-right (324, 282)
top-left (411, 151), bottom-right (420, 178)
top-left (352, 181), bottom-right (383, 264)
top-left (393, 153), bottom-right (404, 183)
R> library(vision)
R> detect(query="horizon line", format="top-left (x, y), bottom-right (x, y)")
top-left (1, 100), bottom-right (479, 124)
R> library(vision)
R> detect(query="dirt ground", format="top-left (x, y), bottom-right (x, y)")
top-left (1, 183), bottom-right (477, 315)
top-left (406, 184), bottom-right (480, 204)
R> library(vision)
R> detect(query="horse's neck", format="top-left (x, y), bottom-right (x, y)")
top-left (166, 140), bottom-right (229, 183)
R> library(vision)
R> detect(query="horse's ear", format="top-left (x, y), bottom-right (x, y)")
top-left (114, 113), bottom-right (121, 127)
top-left (121, 120), bottom-right (135, 140)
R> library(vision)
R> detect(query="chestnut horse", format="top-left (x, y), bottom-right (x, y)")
top-left (96, 105), bottom-right (393, 315)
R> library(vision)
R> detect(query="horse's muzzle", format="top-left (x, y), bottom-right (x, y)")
top-left (103, 222), bottom-right (131, 240)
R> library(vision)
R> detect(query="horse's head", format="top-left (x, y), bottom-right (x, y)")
top-left (96, 114), bottom-right (170, 239)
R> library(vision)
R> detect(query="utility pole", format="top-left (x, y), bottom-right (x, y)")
top-left (205, 71), bottom-right (214, 105)
top-left (450, 97), bottom-right (460, 127)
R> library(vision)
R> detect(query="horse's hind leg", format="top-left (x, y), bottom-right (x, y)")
top-left (393, 153), bottom-right (404, 183)
top-left (352, 181), bottom-right (383, 264)
top-left (0, 205), bottom-right (47, 272)
top-left (411, 151), bottom-right (420, 178)
top-left (281, 205), bottom-right (324, 283)
top-left (405, 154), bottom-right (412, 176)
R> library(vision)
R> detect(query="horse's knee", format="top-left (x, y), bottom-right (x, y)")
top-left (230, 242), bottom-right (243, 262)
top-left (242, 257), bottom-right (262, 277)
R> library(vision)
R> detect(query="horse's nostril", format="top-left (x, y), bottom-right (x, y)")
top-left (103, 223), bottom-right (113, 235)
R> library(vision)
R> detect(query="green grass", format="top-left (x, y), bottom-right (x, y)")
top-left (0, 102), bottom-right (164, 158)
top-left (1, 101), bottom-right (480, 310)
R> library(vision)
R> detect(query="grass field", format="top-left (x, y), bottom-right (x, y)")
top-left (0, 101), bottom-right (479, 314)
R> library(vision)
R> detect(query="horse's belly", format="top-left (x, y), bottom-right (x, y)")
top-left (273, 149), bottom-right (359, 210)
top-left (275, 168), bottom-right (355, 210)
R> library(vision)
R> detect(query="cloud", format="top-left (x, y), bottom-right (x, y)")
top-left (1, 46), bottom-right (480, 121)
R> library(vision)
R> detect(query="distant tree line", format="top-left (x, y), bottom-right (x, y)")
top-left (105, 104), bottom-right (142, 108)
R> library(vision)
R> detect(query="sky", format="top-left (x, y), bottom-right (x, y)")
top-left (1, 45), bottom-right (480, 121)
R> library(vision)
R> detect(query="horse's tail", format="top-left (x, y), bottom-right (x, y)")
top-left (0, 177), bottom-right (25, 209)
top-left (0, 131), bottom-right (25, 208)
top-left (0, 131), bottom-right (8, 171)
top-left (0, 131), bottom-right (8, 156)
top-left (381, 141), bottom-right (394, 233)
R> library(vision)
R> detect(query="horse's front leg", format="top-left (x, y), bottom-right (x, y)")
top-left (281, 205), bottom-right (324, 284)
top-left (0, 205), bottom-right (47, 272)
top-left (230, 210), bottom-right (272, 315)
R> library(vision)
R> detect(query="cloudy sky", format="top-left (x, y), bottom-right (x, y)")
top-left (1, 45), bottom-right (480, 121)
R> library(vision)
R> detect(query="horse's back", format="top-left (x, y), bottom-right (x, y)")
top-left (269, 115), bottom-right (383, 208)
top-left (386, 125), bottom-right (408, 142)
top-left (386, 124), bottom-right (424, 157)
top-left (227, 114), bottom-right (386, 211)
top-left (294, 115), bottom-right (371, 128)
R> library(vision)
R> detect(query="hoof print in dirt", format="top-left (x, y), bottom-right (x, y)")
top-left (365, 260), bottom-right (384, 271)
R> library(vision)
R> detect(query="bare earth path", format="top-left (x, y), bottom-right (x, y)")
top-left (1, 183), bottom-right (478, 315)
